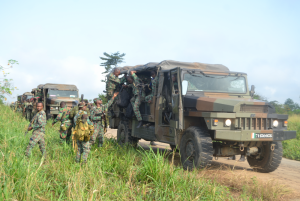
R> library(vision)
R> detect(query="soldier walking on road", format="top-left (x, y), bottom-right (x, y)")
top-left (90, 92), bottom-right (119, 147)
top-left (25, 102), bottom-right (47, 158)
top-left (52, 101), bottom-right (72, 143)
top-left (124, 71), bottom-right (145, 128)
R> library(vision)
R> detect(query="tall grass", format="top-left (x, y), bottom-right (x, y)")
top-left (282, 115), bottom-right (300, 160)
top-left (0, 105), bottom-right (231, 200)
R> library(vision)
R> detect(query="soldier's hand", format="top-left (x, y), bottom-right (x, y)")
top-left (113, 92), bottom-right (119, 98)
top-left (130, 71), bottom-right (136, 75)
top-left (28, 127), bottom-right (33, 131)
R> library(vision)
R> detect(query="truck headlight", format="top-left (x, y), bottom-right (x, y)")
top-left (273, 120), bottom-right (279, 127)
top-left (225, 119), bottom-right (231, 127)
top-left (56, 107), bottom-right (58, 110)
top-left (213, 119), bottom-right (218, 126)
top-left (284, 120), bottom-right (288, 127)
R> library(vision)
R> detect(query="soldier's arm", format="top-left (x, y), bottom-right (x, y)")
top-left (53, 109), bottom-right (63, 124)
top-left (102, 98), bottom-right (115, 112)
top-left (87, 118), bottom-right (93, 125)
top-left (73, 113), bottom-right (79, 128)
top-left (152, 77), bottom-right (158, 95)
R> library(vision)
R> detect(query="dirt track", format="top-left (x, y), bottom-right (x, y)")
top-left (105, 128), bottom-right (300, 194)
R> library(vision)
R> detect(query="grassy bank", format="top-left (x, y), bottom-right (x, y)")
top-left (0, 105), bottom-right (231, 200)
top-left (0, 105), bottom-right (293, 200)
top-left (283, 115), bottom-right (300, 160)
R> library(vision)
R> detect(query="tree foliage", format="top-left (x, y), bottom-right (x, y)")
top-left (254, 93), bottom-right (300, 115)
top-left (99, 52), bottom-right (126, 82)
top-left (0, 59), bottom-right (18, 104)
top-left (98, 93), bottom-right (108, 104)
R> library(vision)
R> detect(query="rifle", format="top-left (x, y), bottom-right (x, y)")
top-left (25, 115), bottom-right (35, 136)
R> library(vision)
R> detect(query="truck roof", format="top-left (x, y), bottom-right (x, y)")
top-left (119, 60), bottom-right (229, 73)
top-left (23, 92), bottom-right (33, 96)
top-left (42, 83), bottom-right (78, 91)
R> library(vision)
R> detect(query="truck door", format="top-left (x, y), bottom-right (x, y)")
top-left (170, 67), bottom-right (183, 130)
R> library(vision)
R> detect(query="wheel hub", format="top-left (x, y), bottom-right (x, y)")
top-left (120, 130), bottom-right (125, 143)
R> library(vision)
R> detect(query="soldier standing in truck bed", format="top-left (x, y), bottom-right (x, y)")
top-left (145, 70), bottom-right (158, 103)
top-left (123, 71), bottom-right (145, 128)
top-left (106, 68), bottom-right (127, 100)
top-left (90, 92), bottom-right (119, 147)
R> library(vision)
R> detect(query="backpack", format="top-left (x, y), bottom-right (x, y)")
top-left (73, 115), bottom-right (94, 141)
top-left (125, 102), bottom-right (134, 118)
top-left (117, 88), bottom-right (130, 108)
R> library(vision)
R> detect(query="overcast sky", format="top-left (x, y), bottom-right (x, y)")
top-left (1, 0), bottom-right (299, 103)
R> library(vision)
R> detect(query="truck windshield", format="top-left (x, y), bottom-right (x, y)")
top-left (183, 73), bottom-right (247, 93)
top-left (48, 90), bottom-right (78, 98)
top-left (26, 95), bottom-right (33, 100)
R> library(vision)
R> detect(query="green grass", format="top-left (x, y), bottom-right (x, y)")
top-left (0, 105), bottom-right (232, 200)
top-left (282, 115), bottom-right (300, 161)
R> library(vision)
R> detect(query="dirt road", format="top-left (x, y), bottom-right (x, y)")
top-left (105, 128), bottom-right (300, 193)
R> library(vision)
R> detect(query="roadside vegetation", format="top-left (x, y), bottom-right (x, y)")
top-left (283, 115), bottom-right (300, 161)
top-left (0, 104), bottom-right (293, 200)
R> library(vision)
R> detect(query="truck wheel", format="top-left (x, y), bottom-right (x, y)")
top-left (180, 127), bottom-right (213, 170)
top-left (247, 141), bottom-right (282, 173)
top-left (117, 121), bottom-right (139, 147)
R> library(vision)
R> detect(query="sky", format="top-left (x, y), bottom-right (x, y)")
top-left (1, 0), bottom-right (299, 103)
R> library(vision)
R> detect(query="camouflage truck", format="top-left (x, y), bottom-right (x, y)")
top-left (40, 83), bottom-right (80, 119)
top-left (109, 60), bottom-right (296, 172)
top-left (17, 92), bottom-right (33, 102)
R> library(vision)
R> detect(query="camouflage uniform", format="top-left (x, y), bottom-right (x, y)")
top-left (90, 98), bottom-right (114, 146)
top-left (128, 73), bottom-right (146, 121)
top-left (25, 102), bottom-right (33, 120)
top-left (31, 101), bottom-right (37, 120)
top-left (36, 90), bottom-right (43, 102)
top-left (145, 76), bottom-right (158, 102)
top-left (53, 106), bottom-right (72, 143)
top-left (74, 111), bottom-right (93, 163)
top-left (25, 110), bottom-right (47, 157)
top-left (70, 106), bottom-right (90, 119)
top-left (106, 72), bottom-right (126, 100)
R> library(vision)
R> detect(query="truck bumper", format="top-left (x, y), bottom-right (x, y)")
top-left (214, 130), bottom-right (296, 141)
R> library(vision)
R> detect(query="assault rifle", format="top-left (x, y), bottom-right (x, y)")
top-left (25, 116), bottom-right (35, 136)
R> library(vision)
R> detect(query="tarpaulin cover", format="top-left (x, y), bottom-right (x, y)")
top-left (119, 60), bottom-right (229, 73)
top-left (42, 83), bottom-right (79, 91)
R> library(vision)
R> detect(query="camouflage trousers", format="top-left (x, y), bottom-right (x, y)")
top-left (25, 131), bottom-right (46, 157)
top-left (59, 121), bottom-right (72, 143)
top-left (90, 121), bottom-right (104, 147)
top-left (76, 140), bottom-right (90, 163)
top-left (130, 94), bottom-right (145, 121)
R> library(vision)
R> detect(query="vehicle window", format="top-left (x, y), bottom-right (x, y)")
top-left (183, 73), bottom-right (246, 94)
top-left (48, 90), bottom-right (78, 98)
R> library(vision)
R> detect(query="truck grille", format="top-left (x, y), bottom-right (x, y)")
top-left (240, 104), bottom-right (268, 113)
top-left (237, 117), bottom-right (271, 130)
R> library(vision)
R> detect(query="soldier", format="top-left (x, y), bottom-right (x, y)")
top-left (31, 98), bottom-right (38, 119)
top-left (106, 68), bottom-right (127, 100)
top-left (124, 71), bottom-right (145, 128)
top-left (10, 102), bottom-right (14, 110)
top-left (90, 92), bottom-right (119, 147)
top-left (36, 89), bottom-right (43, 102)
top-left (70, 101), bottom-right (90, 119)
top-left (145, 70), bottom-right (158, 103)
top-left (73, 103), bottom-right (93, 163)
top-left (52, 101), bottom-right (72, 143)
top-left (25, 99), bottom-right (33, 121)
top-left (25, 102), bottom-right (46, 157)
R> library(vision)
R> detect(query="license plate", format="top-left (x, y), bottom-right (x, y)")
top-left (251, 133), bottom-right (272, 139)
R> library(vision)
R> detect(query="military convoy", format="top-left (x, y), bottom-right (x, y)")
top-left (109, 60), bottom-right (296, 172)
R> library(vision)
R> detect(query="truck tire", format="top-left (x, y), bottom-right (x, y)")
top-left (247, 141), bottom-right (282, 173)
top-left (180, 126), bottom-right (213, 170)
top-left (117, 121), bottom-right (139, 147)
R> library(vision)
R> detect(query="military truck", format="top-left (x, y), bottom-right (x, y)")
top-left (17, 92), bottom-right (33, 102)
top-left (109, 60), bottom-right (296, 172)
top-left (39, 83), bottom-right (80, 119)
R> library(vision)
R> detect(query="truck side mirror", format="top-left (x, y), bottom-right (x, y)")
top-left (250, 85), bottom-right (255, 98)
top-left (182, 80), bottom-right (188, 95)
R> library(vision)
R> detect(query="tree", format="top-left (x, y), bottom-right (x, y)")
top-left (99, 52), bottom-right (126, 82)
top-left (0, 59), bottom-right (18, 104)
